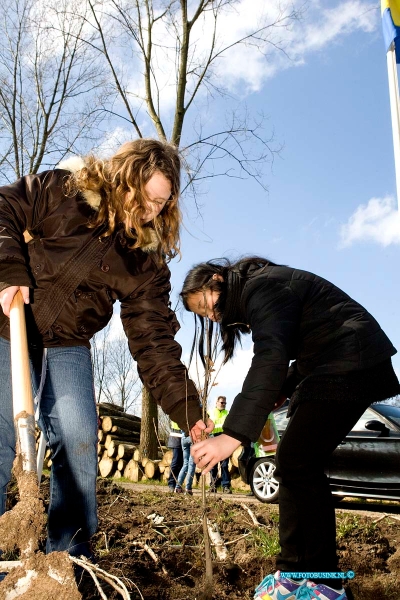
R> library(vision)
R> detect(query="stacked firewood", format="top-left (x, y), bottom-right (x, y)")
top-left (97, 402), bottom-right (246, 488)
top-left (97, 402), bottom-right (142, 479)
top-left (97, 402), bottom-right (175, 483)
top-left (123, 448), bottom-right (173, 483)
top-left (39, 403), bottom-right (246, 488)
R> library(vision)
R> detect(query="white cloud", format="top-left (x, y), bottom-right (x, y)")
top-left (339, 196), bottom-right (400, 247)
top-left (186, 0), bottom-right (379, 95)
top-left (291, 0), bottom-right (376, 56)
top-left (95, 127), bottom-right (138, 157)
top-left (118, 0), bottom-right (379, 116)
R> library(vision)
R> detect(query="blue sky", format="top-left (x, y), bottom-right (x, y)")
top-left (161, 0), bottom-right (400, 409)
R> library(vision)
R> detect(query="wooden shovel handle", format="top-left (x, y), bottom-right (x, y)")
top-left (9, 291), bottom-right (34, 418)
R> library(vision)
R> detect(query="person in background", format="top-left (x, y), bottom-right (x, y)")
top-left (181, 256), bottom-right (400, 600)
top-left (167, 421), bottom-right (183, 492)
top-left (174, 432), bottom-right (196, 495)
top-left (208, 395), bottom-right (232, 493)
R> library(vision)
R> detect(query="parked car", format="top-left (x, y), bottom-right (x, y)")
top-left (238, 402), bottom-right (400, 503)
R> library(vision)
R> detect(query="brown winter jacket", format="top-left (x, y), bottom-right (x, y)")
top-left (0, 158), bottom-right (201, 431)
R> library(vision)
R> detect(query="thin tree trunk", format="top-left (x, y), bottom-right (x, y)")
top-left (140, 386), bottom-right (158, 460)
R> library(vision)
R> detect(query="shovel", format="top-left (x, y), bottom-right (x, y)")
top-left (10, 290), bottom-right (37, 477)
top-left (0, 290), bottom-right (45, 558)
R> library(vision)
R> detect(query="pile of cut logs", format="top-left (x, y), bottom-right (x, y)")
top-left (97, 402), bottom-right (175, 483)
top-left (97, 402), bottom-right (243, 486)
top-left (40, 402), bottom-right (246, 487)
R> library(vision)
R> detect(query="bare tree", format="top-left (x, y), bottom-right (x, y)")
top-left (91, 323), bottom-right (112, 404)
top-left (92, 326), bottom-right (141, 412)
top-left (76, 0), bottom-right (301, 455)
top-left (0, 0), bottom-right (300, 463)
top-left (0, 0), bottom-right (108, 183)
top-left (79, 0), bottom-right (300, 192)
top-left (105, 337), bottom-right (142, 412)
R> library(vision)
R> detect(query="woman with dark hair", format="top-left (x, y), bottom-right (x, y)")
top-left (0, 139), bottom-right (210, 560)
top-left (180, 257), bottom-right (400, 600)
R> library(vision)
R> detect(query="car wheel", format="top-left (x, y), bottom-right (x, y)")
top-left (249, 457), bottom-right (279, 503)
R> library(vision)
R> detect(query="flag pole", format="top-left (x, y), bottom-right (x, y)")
top-left (386, 42), bottom-right (400, 209)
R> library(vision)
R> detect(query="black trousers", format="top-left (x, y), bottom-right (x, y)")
top-left (274, 398), bottom-right (371, 588)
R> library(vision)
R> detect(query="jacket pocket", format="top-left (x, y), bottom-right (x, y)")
top-left (75, 286), bottom-right (115, 339)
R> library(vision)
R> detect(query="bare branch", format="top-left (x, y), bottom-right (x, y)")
top-left (87, 0), bottom-right (143, 138)
top-left (143, 0), bottom-right (167, 139)
top-left (0, 0), bottom-right (109, 182)
top-left (91, 324), bottom-right (141, 412)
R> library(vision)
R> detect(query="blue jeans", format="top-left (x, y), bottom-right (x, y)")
top-left (176, 435), bottom-right (196, 490)
top-left (210, 433), bottom-right (231, 488)
top-left (0, 337), bottom-right (98, 557)
top-left (167, 444), bottom-right (183, 488)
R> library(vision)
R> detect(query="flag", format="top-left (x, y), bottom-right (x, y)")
top-left (382, 0), bottom-right (400, 61)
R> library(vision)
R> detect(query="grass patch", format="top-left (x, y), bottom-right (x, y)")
top-left (139, 490), bottom-right (168, 504)
top-left (217, 509), bottom-right (239, 524)
top-left (269, 511), bottom-right (280, 524)
top-left (251, 527), bottom-right (280, 558)
top-left (337, 515), bottom-right (361, 540)
top-left (118, 476), bottom-right (167, 486)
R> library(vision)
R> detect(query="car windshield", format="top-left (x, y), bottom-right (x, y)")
top-left (273, 408), bottom-right (290, 432)
top-left (374, 403), bottom-right (400, 426)
top-left (350, 405), bottom-right (400, 432)
top-left (350, 408), bottom-right (390, 432)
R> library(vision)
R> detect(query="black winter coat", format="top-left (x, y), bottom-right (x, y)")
top-left (223, 266), bottom-right (397, 444)
top-left (0, 161), bottom-right (201, 430)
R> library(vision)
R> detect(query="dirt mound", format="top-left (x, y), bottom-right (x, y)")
top-left (84, 481), bottom-right (399, 599)
top-left (5, 478), bottom-right (400, 599)
top-left (0, 552), bottom-right (80, 600)
top-left (0, 458), bottom-right (46, 555)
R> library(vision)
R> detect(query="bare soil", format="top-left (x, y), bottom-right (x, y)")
top-left (0, 456), bottom-right (46, 555)
top-left (4, 477), bottom-right (400, 599)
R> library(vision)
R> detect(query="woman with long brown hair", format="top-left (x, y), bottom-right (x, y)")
top-left (0, 139), bottom-right (208, 561)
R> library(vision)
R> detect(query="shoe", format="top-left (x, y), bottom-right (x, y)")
top-left (306, 582), bottom-right (348, 600)
top-left (254, 570), bottom-right (306, 600)
top-left (223, 487), bottom-right (232, 494)
top-left (168, 486), bottom-right (175, 493)
top-left (174, 486), bottom-right (183, 493)
top-left (209, 486), bottom-right (217, 493)
top-left (185, 489), bottom-right (193, 495)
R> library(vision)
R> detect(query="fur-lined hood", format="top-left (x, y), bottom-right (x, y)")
top-left (57, 156), bottom-right (158, 252)
top-left (57, 156), bottom-right (101, 210)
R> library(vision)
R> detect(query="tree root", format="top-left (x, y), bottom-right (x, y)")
top-left (132, 541), bottom-right (168, 575)
top-left (242, 503), bottom-right (260, 527)
top-left (0, 554), bottom-right (134, 599)
top-left (70, 556), bottom-right (132, 599)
